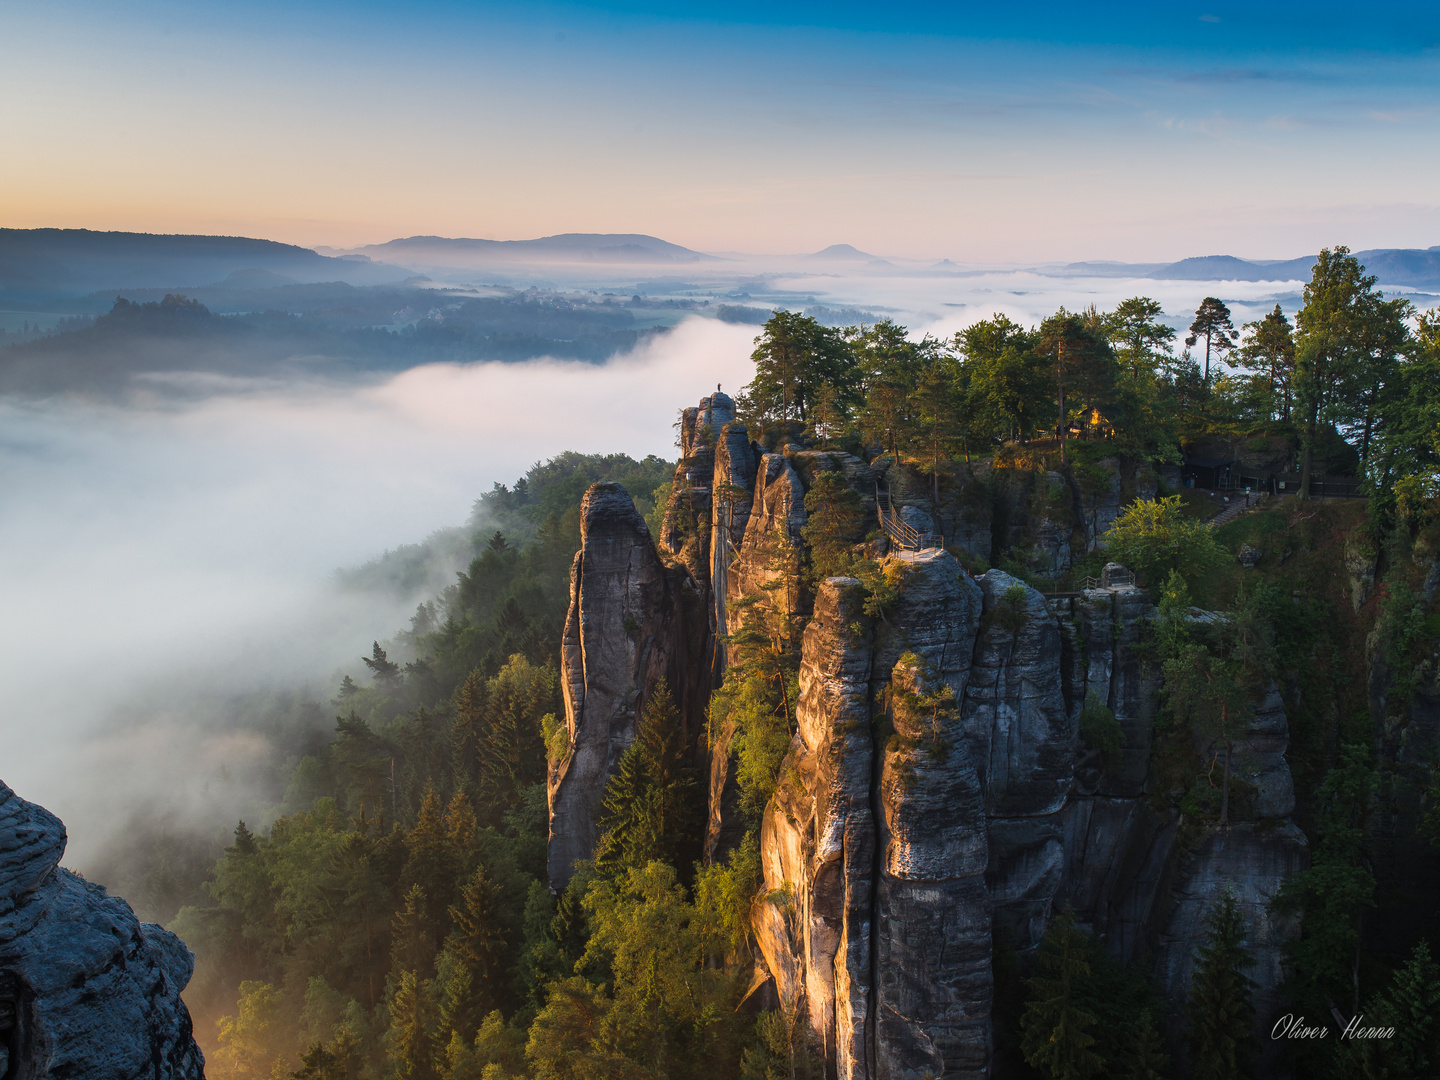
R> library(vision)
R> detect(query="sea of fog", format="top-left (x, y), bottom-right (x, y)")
top-left (0, 267), bottom-right (1321, 869)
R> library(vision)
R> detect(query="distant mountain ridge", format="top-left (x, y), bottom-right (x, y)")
top-left (343, 232), bottom-right (717, 268)
top-left (1063, 246), bottom-right (1440, 287)
top-left (0, 228), bottom-right (410, 298)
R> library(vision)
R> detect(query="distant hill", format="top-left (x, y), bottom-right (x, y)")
top-left (1061, 246), bottom-right (1440, 288)
top-left (0, 228), bottom-right (410, 299)
top-left (344, 233), bottom-right (716, 270)
top-left (808, 244), bottom-right (878, 261)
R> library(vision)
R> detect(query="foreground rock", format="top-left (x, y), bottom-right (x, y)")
top-left (0, 779), bottom-right (203, 1079)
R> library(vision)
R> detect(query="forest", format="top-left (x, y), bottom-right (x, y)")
top-left (158, 246), bottom-right (1440, 1080)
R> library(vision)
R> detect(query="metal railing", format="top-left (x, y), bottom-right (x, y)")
top-left (875, 486), bottom-right (942, 552)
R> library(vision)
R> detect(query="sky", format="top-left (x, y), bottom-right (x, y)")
top-left (3, 0), bottom-right (1439, 260)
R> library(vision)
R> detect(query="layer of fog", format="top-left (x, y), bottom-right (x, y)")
top-left (0, 264), bottom-right (1345, 875)
top-left (0, 316), bottom-right (756, 868)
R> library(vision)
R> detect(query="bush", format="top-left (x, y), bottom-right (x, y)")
top-left (1079, 692), bottom-right (1122, 757)
top-left (1102, 496), bottom-right (1226, 588)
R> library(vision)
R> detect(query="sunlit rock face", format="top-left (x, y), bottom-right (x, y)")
top-left (0, 779), bottom-right (204, 1079)
top-left (755, 555), bottom-right (995, 1080)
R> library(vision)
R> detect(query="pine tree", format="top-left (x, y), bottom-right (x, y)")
top-left (800, 469), bottom-right (864, 582)
top-left (1185, 890), bottom-right (1257, 1080)
top-left (440, 865), bottom-right (503, 1037)
top-left (388, 968), bottom-right (439, 1080)
top-left (362, 641), bottom-right (402, 690)
top-left (402, 786), bottom-right (456, 942)
top-left (592, 679), bottom-right (696, 878)
top-left (1020, 909), bottom-right (1103, 1080)
top-left (1123, 1009), bottom-right (1169, 1080)
top-left (450, 669), bottom-right (488, 793)
top-left (1187, 297), bottom-right (1238, 383)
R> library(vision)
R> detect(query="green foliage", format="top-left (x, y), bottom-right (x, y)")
top-left (1331, 940), bottom-right (1440, 1080)
top-left (710, 667), bottom-right (795, 824)
top-left (743, 310), bottom-right (855, 427)
top-left (740, 1003), bottom-right (824, 1080)
top-left (1188, 297), bottom-right (1239, 382)
top-left (1078, 691), bottom-right (1122, 758)
top-left (692, 832), bottom-right (763, 956)
top-left (1103, 495), bottom-right (1227, 590)
top-left (1272, 741), bottom-right (1377, 1023)
top-left (593, 680), bottom-right (699, 880)
top-left (525, 862), bottom-right (748, 1080)
top-left (990, 582), bottom-right (1031, 633)
top-left (801, 469), bottom-right (865, 582)
top-left (1020, 909), bottom-right (1103, 1080)
top-left (1185, 890), bottom-right (1258, 1080)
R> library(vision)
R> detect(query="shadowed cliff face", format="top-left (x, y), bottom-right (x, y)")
top-left (0, 780), bottom-right (204, 1079)
top-left (547, 482), bottom-right (684, 888)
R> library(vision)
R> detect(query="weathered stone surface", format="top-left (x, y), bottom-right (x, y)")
top-left (1076, 582), bottom-right (1155, 798)
top-left (963, 572), bottom-right (1074, 818)
top-left (874, 552), bottom-right (991, 1078)
top-left (1153, 823), bottom-right (1308, 1044)
top-left (731, 452), bottom-right (808, 624)
top-left (0, 780), bottom-right (203, 1079)
top-left (1237, 687), bottom-right (1295, 819)
top-left (755, 578), bottom-right (876, 1080)
top-left (548, 482), bottom-right (685, 888)
top-left (756, 554), bottom-right (998, 1078)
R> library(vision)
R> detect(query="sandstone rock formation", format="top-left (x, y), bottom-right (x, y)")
top-left (547, 481), bottom-right (698, 888)
top-left (755, 553), bottom-right (994, 1079)
top-left (548, 389), bottom-right (1315, 1078)
top-left (0, 780), bottom-right (203, 1079)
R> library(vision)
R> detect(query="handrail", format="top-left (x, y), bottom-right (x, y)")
top-left (875, 486), bottom-right (941, 552)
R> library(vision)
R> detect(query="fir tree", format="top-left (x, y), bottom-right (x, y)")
top-left (1020, 908), bottom-right (1103, 1080)
top-left (475, 655), bottom-right (552, 823)
top-left (388, 968), bottom-right (439, 1080)
top-left (392, 883), bottom-right (438, 981)
top-left (1123, 1009), bottom-right (1169, 1080)
top-left (450, 669), bottom-right (488, 793)
top-left (593, 679), bottom-right (696, 878)
top-left (443, 790), bottom-right (477, 872)
top-left (401, 786), bottom-right (456, 943)
top-left (441, 865), bottom-right (503, 1036)
top-left (800, 469), bottom-right (865, 582)
top-left (1185, 890), bottom-right (1257, 1080)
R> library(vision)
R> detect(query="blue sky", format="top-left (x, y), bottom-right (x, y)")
top-left (2, 0), bottom-right (1437, 259)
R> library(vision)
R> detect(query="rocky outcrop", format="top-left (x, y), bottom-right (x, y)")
top-left (0, 780), bottom-right (203, 1079)
top-left (548, 482), bottom-right (696, 888)
top-left (755, 578), bottom-right (877, 1079)
top-left (755, 553), bottom-right (994, 1079)
top-left (552, 389), bottom-right (1319, 1077)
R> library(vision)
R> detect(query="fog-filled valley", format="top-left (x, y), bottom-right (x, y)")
top-left (5, 227), bottom-right (1440, 1080)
